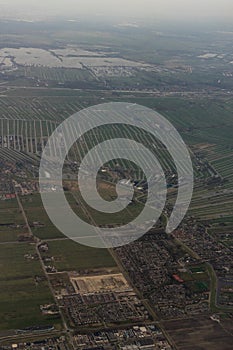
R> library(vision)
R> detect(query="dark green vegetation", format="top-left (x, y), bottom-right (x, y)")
top-left (0, 190), bottom-right (116, 331)
top-left (0, 194), bottom-right (61, 330)
top-left (0, 199), bottom-right (24, 226)
top-left (0, 199), bottom-right (25, 242)
top-left (70, 181), bottom-right (146, 226)
top-left (21, 194), bottom-right (65, 240)
top-left (2, 86), bottom-right (233, 248)
top-left (21, 193), bottom-right (116, 271)
top-left (173, 263), bottom-right (210, 299)
top-left (0, 243), bottom-right (60, 330)
top-left (41, 239), bottom-right (116, 272)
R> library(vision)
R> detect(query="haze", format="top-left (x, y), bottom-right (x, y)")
top-left (0, 0), bottom-right (233, 21)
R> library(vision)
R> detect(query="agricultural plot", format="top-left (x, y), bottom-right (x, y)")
top-left (0, 195), bottom-right (61, 330)
top-left (0, 118), bottom-right (59, 153)
top-left (178, 264), bottom-right (210, 295)
top-left (41, 239), bottom-right (116, 272)
top-left (0, 89), bottom-right (233, 233)
top-left (207, 216), bottom-right (233, 248)
top-left (0, 94), bottom-right (85, 153)
top-left (189, 191), bottom-right (233, 220)
top-left (0, 148), bottom-right (39, 164)
top-left (0, 203), bottom-right (24, 225)
top-left (0, 92), bottom-right (197, 185)
top-left (20, 190), bottom-right (124, 272)
top-left (66, 122), bottom-right (177, 174)
top-left (0, 197), bottom-right (18, 209)
top-left (2, 90), bottom-right (231, 139)
top-left (209, 146), bottom-right (233, 188)
top-left (21, 194), bottom-right (65, 240)
top-left (71, 184), bottom-right (145, 227)
top-left (0, 95), bottom-right (84, 122)
top-left (1, 20), bottom-right (233, 340)
top-left (163, 316), bottom-right (233, 350)
top-left (0, 197), bottom-right (27, 243)
top-left (118, 96), bottom-right (233, 144)
top-left (188, 142), bottom-right (233, 222)
top-left (21, 66), bottom-right (96, 83)
top-left (0, 226), bottom-right (23, 243)
top-left (0, 243), bottom-right (60, 330)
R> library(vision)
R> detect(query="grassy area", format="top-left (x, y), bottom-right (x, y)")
top-left (0, 198), bottom-right (27, 242)
top-left (45, 239), bottom-right (116, 272)
top-left (0, 207), bottom-right (24, 225)
top-left (20, 66), bottom-right (96, 83)
top-left (0, 243), bottom-right (42, 279)
top-left (0, 278), bottom-right (59, 330)
top-left (205, 263), bottom-right (231, 312)
top-left (0, 198), bottom-right (18, 209)
top-left (0, 227), bottom-right (24, 243)
top-left (0, 243), bottom-right (61, 330)
top-left (21, 194), bottom-right (65, 239)
top-left (206, 262), bottom-right (219, 312)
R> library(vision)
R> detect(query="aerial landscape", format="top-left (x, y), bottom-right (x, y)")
top-left (0, 0), bottom-right (233, 349)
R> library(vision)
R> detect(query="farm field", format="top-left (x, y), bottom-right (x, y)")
top-left (0, 198), bottom-right (25, 244)
top-left (0, 243), bottom-right (60, 330)
top-left (0, 18), bottom-right (232, 347)
top-left (0, 202), bottom-right (24, 226)
top-left (0, 89), bottom-right (233, 147)
top-left (163, 316), bottom-right (233, 350)
top-left (207, 216), bottom-right (233, 249)
top-left (21, 194), bottom-right (66, 240)
top-left (0, 190), bottom-right (116, 331)
top-left (20, 189), bottom-right (143, 240)
top-left (0, 226), bottom-right (26, 243)
top-left (187, 142), bottom-right (233, 221)
top-left (70, 185), bottom-right (146, 227)
top-left (21, 189), bottom-right (128, 241)
top-left (1, 88), bottom-right (233, 227)
top-left (0, 86), bottom-right (232, 229)
top-left (42, 239), bottom-right (116, 272)
top-left (0, 195), bottom-right (61, 331)
top-left (20, 66), bottom-right (96, 83)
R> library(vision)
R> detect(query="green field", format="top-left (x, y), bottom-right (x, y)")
top-left (0, 198), bottom-right (26, 242)
top-left (43, 239), bottom-right (116, 272)
top-left (21, 194), bottom-right (65, 239)
top-left (0, 243), bottom-right (60, 330)
top-left (0, 20), bottom-right (233, 340)
top-left (10, 89), bottom-right (233, 244)
top-left (0, 206), bottom-right (24, 225)
top-left (0, 227), bottom-right (24, 243)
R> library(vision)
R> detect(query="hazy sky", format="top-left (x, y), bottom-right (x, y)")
top-left (1, 0), bottom-right (233, 21)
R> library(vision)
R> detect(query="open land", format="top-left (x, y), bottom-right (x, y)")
top-left (0, 19), bottom-right (232, 350)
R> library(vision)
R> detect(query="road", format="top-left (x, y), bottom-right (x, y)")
top-left (3, 85), bottom-right (233, 98)
top-left (14, 191), bottom-right (75, 349)
top-left (70, 190), bottom-right (178, 349)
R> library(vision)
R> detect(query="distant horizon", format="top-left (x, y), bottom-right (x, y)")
top-left (0, 0), bottom-right (233, 23)
top-left (1, 14), bottom-right (233, 32)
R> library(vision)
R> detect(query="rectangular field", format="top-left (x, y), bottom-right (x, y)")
top-left (0, 243), bottom-right (61, 330)
top-left (44, 239), bottom-right (116, 272)
top-left (163, 317), bottom-right (233, 350)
